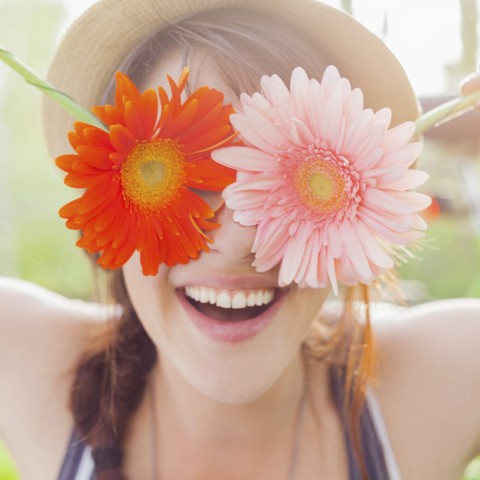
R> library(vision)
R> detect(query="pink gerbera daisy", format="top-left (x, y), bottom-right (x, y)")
top-left (213, 66), bottom-right (431, 293)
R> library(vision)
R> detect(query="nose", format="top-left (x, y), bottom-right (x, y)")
top-left (208, 204), bottom-right (257, 261)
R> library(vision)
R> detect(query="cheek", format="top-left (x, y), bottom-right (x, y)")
top-left (122, 253), bottom-right (172, 343)
top-left (282, 287), bottom-right (330, 339)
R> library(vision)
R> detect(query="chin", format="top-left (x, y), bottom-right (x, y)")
top-left (170, 346), bottom-right (289, 405)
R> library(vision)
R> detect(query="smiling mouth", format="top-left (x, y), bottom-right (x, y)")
top-left (182, 286), bottom-right (277, 322)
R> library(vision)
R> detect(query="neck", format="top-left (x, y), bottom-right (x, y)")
top-left (152, 347), bottom-right (310, 460)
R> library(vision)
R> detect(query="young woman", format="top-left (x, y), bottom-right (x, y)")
top-left (1, 0), bottom-right (480, 479)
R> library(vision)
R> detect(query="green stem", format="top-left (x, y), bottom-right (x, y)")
top-left (0, 45), bottom-right (105, 130)
top-left (414, 90), bottom-right (480, 136)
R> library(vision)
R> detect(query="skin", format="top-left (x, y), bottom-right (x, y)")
top-left (1, 56), bottom-right (480, 480)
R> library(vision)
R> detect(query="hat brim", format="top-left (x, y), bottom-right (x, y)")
top-left (43, 0), bottom-right (419, 158)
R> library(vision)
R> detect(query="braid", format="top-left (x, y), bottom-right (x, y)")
top-left (71, 271), bottom-right (157, 479)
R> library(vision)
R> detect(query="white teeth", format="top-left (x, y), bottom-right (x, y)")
top-left (200, 287), bottom-right (209, 303)
top-left (184, 286), bottom-right (276, 309)
top-left (232, 292), bottom-right (247, 309)
top-left (263, 290), bottom-right (274, 304)
top-left (208, 289), bottom-right (216, 304)
top-left (216, 291), bottom-right (232, 308)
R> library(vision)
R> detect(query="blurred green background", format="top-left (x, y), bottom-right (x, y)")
top-left (1, 0), bottom-right (480, 478)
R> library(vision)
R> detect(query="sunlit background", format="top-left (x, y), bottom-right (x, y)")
top-left (1, 0), bottom-right (480, 478)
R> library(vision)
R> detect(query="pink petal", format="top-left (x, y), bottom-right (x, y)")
top-left (354, 221), bottom-right (394, 269)
top-left (230, 113), bottom-right (275, 152)
top-left (383, 122), bottom-right (415, 152)
top-left (340, 223), bottom-right (374, 283)
top-left (326, 249), bottom-right (339, 295)
top-left (261, 74), bottom-right (291, 107)
top-left (279, 236), bottom-right (305, 286)
top-left (335, 251), bottom-right (357, 287)
top-left (290, 67), bottom-right (310, 118)
top-left (358, 211), bottom-right (412, 245)
top-left (326, 225), bottom-right (343, 258)
top-left (243, 106), bottom-right (288, 149)
top-left (253, 220), bottom-right (289, 272)
top-left (315, 246), bottom-right (329, 290)
top-left (343, 88), bottom-right (364, 124)
top-left (289, 119), bottom-right (315, 146)
top-left (224, 175), bottom-right (282, 211)
top-left (353, 147), bottom-right (383, 171)
top-left (363, 164), bottom-right (406, 184)
top-left (305, 233), bottom-right (322, 287)
top-left (307, 80), bottom-right (326, 137)
top-left (336, 77), bottom-right (353, 98)
top-left (412, 214), bottom-right (428, 231)
top-left (342, 108), bottom-right (374, 155)
top-left (319, 90), bottom-right (343, 149)
top-left (362, 188), bottom-right (414, 216)
top-left (373, 108), bottom-right (392, 129)
top-left (358, 205), bottom-right (414, 233)
top-left (389, 191), bottom-right (432, 212)
top-left (253, 218), bottom-right (289, 256)
top-left (246, 92), bottom-right (275, 119)
top-left (212, 146), bottom-right (279, 172)
top-left (321, 65), bottom-right (341, 96)
top-left (233, 207), bottom-right (266, 226)
top-left (380, 169), bottom-right (429, 190)
top-left (253, 240), bottom-right (286, 272)
top-left (350, 124), bottom-right (385, 161)
top-left (294, 232), bottom-right (317, 285)
top-left (377, 142), bottom-right (422, 168)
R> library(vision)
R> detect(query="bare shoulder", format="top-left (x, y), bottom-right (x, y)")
top-left (0, 276), bottom-right (112, 478)
top-left (372, 298), bottom-right (480, 480)
top-left (0, 276), bottom-right (108, 373)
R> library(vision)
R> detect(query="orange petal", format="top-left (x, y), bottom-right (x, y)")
top-left (139, 89), bottom-right (158, 138)
top-left (64, 171), bottom-right (112, 188)
top-left (110, 124), bottom-right (135, 154)
top-left (124, 100), bottom-right (143, 140)
top-left (115, 72), bottom-right (141, 105)
top-left (55, 154), bottom-right (77, 172)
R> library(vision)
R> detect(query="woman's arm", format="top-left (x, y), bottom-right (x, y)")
top-left (0, 276), bottom-right (100, 478)
top-left (374, 298), bottom-right (480, 479)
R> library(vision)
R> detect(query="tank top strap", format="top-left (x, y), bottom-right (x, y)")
top-left (329, 365), bottom-right (391, 480)
top-left (56, 428), bottom-right (94, 480)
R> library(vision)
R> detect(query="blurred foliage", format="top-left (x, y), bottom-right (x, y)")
top-left (0, 445), bottom-right (17, 480)
top-left (0, 0), bottom-right (93, 300)
top-left (397, 139), bottom-right (480, 302)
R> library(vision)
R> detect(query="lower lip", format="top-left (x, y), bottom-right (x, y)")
top-left (177, 289), bottom-right (287, 344)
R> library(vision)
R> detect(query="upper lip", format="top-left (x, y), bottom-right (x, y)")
top-left (171, 272), bottom-right (281, 290)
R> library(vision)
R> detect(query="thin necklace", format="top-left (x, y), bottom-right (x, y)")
top-left (286, 374), bottom-right (308, 480)
top-left (149, 361), bottom-right (308, 480)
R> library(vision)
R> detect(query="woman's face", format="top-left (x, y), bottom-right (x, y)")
top-left (122, 51), bottom-right (329, 404)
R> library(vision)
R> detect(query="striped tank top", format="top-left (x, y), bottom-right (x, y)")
top-left (57, 367), bottom-right (401, 479)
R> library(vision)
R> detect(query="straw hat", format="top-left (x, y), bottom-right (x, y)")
top-left (43, 0), bottom-right (419, 158)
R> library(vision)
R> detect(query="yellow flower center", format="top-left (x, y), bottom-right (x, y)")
top-left (121, 139), bottom-right (186, 212)
top-left (309, 172), bottom-right (334, 199)
top-left (294, 157), bottom-right (347, 214)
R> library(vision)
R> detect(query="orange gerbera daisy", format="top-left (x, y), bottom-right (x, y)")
top-left (56, 68), bottom-right (236, 275)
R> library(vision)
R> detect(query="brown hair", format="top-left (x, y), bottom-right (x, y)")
top-left (71, 8), bottom-right (376, 479)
